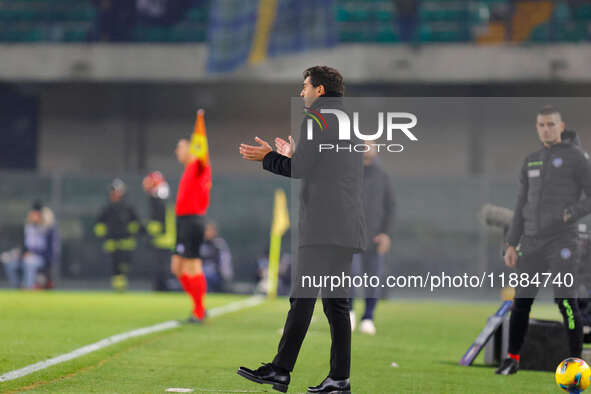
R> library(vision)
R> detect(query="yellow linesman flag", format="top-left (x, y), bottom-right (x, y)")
top-left (190, 109), bottom-right (210, 165)
top-left (271, 189), bottom-right (290, 237)
top-left (267, 189), bottom-right (290, 298)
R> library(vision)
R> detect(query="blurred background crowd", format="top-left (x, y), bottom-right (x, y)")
top-left (1, 0), bottom-right (591, 45)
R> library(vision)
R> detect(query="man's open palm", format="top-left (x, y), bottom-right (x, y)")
top-left (240, 137), bottom-right (272, 161)
top-left (275, 136), bottom-right (295, 158)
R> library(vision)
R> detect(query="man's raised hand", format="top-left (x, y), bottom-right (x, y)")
top-left (275, 136), bottom-right (295, 158)
top-left (240, 137), bottom-right (273, 161)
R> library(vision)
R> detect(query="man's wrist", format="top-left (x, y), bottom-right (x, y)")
top-left (262, 150), bottom-right (278, 170)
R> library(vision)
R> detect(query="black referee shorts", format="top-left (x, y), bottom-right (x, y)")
top-left (175, 215), bottom-right (205, 259)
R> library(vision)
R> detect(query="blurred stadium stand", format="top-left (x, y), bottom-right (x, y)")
top-left (2, 0), bottom-right (591, 83)
top-left (0, 0), bottom-right (589, 44)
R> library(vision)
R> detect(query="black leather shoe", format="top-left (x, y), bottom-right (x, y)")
top-left (495, 358), bottom-right (519, 375)
top-left (307, 376), bottom-right (351, 393)
top-left (237, 363), bottom-right (290, 393)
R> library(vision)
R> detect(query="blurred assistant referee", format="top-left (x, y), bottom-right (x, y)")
top-left (497, 105), bottom-right (591, 375)
top-left (237, 66), bottom-right (367, 393)
top-left (172, 137), bottom-right (212, 323)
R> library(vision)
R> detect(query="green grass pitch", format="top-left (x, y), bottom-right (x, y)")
top-left (0, 290), bottom-right (569, 393)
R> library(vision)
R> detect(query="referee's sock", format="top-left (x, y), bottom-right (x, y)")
top-left (185, 273), bottom-right (207, 320)
top-left (179, 274), bottom-right (195, 315)
top-left (179, 274), bottom-right (191, 293)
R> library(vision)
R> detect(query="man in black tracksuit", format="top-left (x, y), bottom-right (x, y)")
top-left (238, 66), bottom-right (366, 393)
top-left (497, 106), bottom-right (591, 375)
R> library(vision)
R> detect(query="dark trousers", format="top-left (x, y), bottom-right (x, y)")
top-left (272, 245), bottom-right (354, 379)
top-left (110, 250), bottom-right (131, 276)
top-left (152, 248), bottom-right (173, 291)
top-left (349, 250), bottom-right (384, 320)
top-left (509, 297), bottom-right (582, 357)
top-left (508, 232), bottom-right (583, 357)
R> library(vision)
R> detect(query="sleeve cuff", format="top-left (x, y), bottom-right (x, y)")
top-left (262, 151), bottom-right (278, 171)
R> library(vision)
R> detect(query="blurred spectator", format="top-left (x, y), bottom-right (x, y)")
top-left (200, 221), bottom-right (233, 292)
top-left (91, 0), bottom-right (137, 42)
top-left (90, 0), bottom-right (197, 42)
top-left (1, 201), bottom-right (59, 289)
top-left (394, 0), bottom-right (420, 43)
top-left (137, 0), bottom-right (168, 20)
top-left (142, 171), bottom-right (178, 291)
top-left (94, 179), bottom-right (142, 291)
top-left (136, 0), bottom-right (195, 26)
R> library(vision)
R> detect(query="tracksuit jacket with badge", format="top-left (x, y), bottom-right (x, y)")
top-left (506, 130), bottom-right (591, 246)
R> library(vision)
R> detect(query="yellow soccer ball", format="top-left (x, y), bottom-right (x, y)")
top-left (556, 358), bottom-right (591, 393)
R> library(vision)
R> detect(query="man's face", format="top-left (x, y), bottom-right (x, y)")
top-left (536, 113), bottom-right (565, 146)
top-left (142, 177), bottom-right (153, 193)
top-left (109, 190), bottom-right (123, 202)
top-left (175, 139), bottom-right (190, 164)
top-left (300, 76), bottom-right (324, 108)
top-left (27, 210), bottom-right (42, 225)
top-left (204, 223), bottom-right (217, 240)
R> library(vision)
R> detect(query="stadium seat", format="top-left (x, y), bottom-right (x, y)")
top-left (553, 2), bottom-right (572, 23)
top-left (376, 27), bottom-right (398, 43)
top-left (574, 4), bottom-right (591, 20)
top-left (0, 27), bottom-right (45, 42)
top-left (63, 25), bottom-right (91, 42)
top-left (419, 1), bottom-right (469, 22)
top-left (132, 26), bottom-right (171, 42)
top-left (63, 7), bottom-right (96, 22)
top-left (419, 22), bottom-right (470, 42)
top-left (186, 6), bottom-right (208, 22)
top-left (529, 21), bottom-right (587, 42)
top-left (170, 25), bottom-right (207, 43)
top-left (375, 9), bottom-right (393, 22)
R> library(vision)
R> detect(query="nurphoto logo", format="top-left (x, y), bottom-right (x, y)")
top-left (306, 109), bottom-right (418, 152)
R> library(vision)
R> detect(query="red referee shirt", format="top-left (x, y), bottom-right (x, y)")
top-left (176, 159), bottom-right (211, 216)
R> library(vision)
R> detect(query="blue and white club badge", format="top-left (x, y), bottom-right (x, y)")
top-left (552, 157), bottom-right (563, 168)
top-left (560, 248), bottom-right (572, 260)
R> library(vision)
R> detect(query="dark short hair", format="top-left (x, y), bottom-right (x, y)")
top-left (31, 200), bottom-right (43, 211)
top-left (303, 66), bottom-right (344, 95)
top-left (538, 105), bottom-right (561, 118)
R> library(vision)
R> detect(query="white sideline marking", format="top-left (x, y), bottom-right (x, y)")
top-left (0, 296), bottom-right (264, 383)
